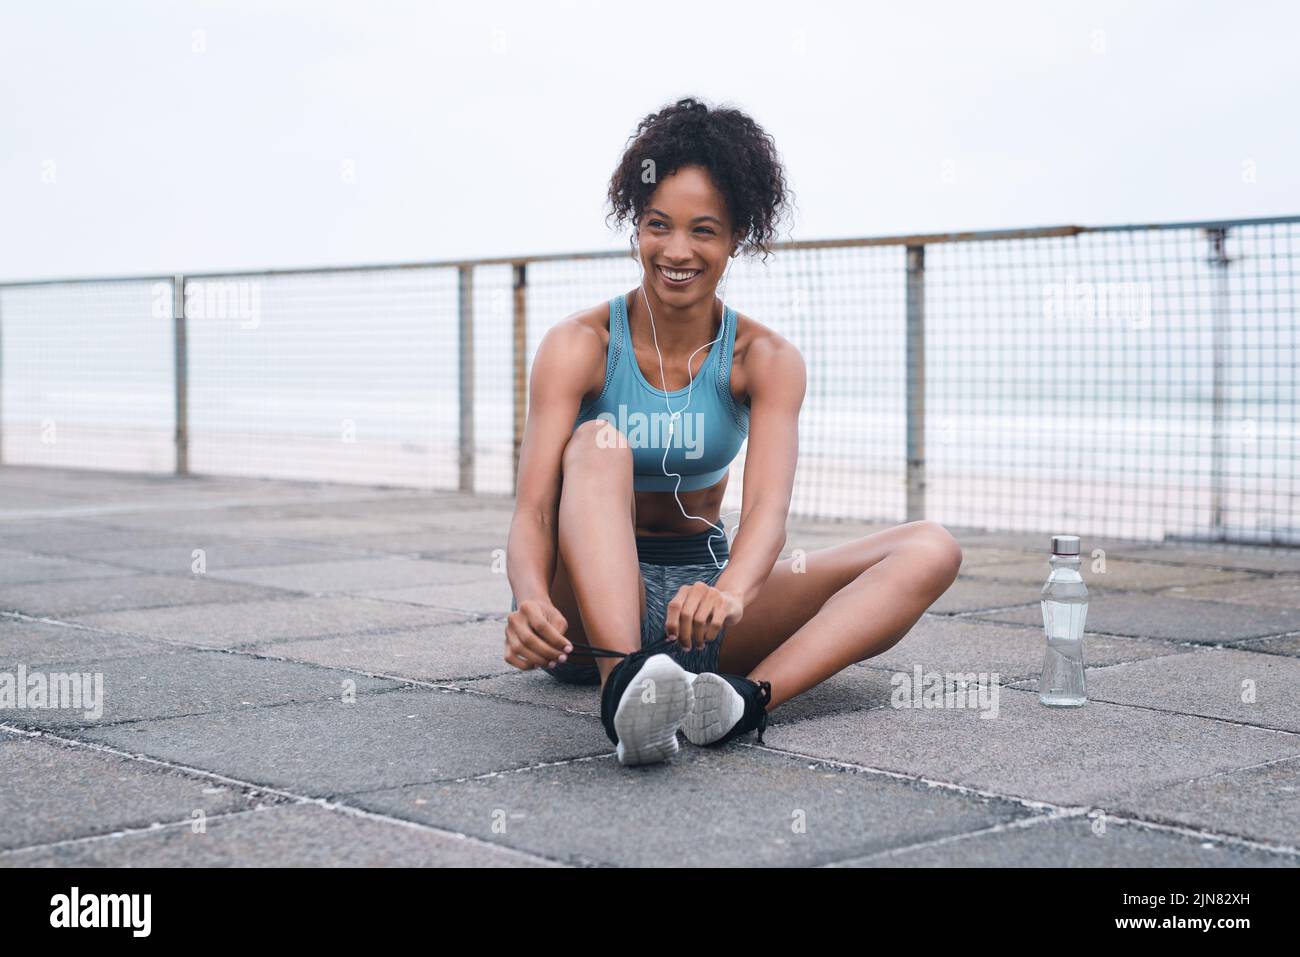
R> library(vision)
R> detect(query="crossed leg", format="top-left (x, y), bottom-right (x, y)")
top-left (717, 520), bottom-right (963, 710)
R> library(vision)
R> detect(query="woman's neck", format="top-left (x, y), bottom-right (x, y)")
top-left (626, 285), bottom-right (722, 357)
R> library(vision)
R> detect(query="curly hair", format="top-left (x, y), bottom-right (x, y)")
top-left (605, 96), bottom-right (794, 263)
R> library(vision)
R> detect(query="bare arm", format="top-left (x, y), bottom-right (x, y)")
top-left (506, 319), bottom-right (603, 605)
top-left (714, 335), bottom-right (806, 607)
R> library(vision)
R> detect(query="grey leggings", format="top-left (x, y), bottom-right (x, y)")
top-left (509, 528), bottom-right (732, 684)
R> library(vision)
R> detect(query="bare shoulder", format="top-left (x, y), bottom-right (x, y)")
top-left (533, 302), bottom-right (612, 405)
top-left (731, 311), bottom-right (805, 404)
top-left (733, 311), bottom-right (798, 360)
top-left (565, 300), bottom-right (614, 345)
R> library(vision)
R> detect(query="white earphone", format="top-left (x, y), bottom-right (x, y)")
top-left (633, 234), bottom-right (742, 571)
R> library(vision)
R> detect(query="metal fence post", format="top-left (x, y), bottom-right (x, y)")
top-left (173, 274), bottom-right (189, 475)
top-left (1207, 227), bottom-right (1230, 539)
top-left (512, 263), bottom-right (527, 491)
top-left (905, 244), bottom-right (926, 522)
top-left (458, 265), bottom-right (475, 493)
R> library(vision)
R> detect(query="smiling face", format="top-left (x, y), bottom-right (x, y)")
top-left (634, 165), bottom-right (739, 304)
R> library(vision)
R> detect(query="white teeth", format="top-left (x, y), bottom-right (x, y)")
top-left (659, 266), bottom-right (700, 282)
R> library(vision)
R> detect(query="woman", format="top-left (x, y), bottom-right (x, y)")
top-left (505, 97), bottom-right (962, 767)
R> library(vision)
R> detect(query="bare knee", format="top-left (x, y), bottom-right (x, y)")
top-left (910, 520), bottom-right (963, 583)
top-left (562, 419), bottom-right (633, 478)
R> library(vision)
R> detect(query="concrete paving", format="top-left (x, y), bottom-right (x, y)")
top-left (1, 464), bottom-right (1297, 867)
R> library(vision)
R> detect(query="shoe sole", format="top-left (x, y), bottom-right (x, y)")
top-left (613, 654), bottom-right (694, 766)
top-left (683, 672), bottom-right (745, 747)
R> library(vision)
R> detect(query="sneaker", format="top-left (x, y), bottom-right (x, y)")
top-left (682, 672), bottom-right (772, 747)
top-left (564, 636), bottom-right (695, 766)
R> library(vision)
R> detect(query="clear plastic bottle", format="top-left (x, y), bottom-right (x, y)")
top-left (1039, 534), bottom-right (1088, 706)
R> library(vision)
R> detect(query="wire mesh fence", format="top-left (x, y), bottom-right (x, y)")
top-left (0, 279), bottom-right (175, 473)
top-left (1, 214), bottom-right (1295, 545)
top-left (184, 268), bottom-right (457, 488)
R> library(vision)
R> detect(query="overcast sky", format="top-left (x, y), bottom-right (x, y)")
top-left (2, 0), bottom-right (1296, 282)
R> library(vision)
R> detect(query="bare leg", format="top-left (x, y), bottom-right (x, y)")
top-left (558, 420), bottom-right (645, 686)
top-left (750, 534), bottom-right (960, 709)
top-left (739, 524), bottom-right (963, 710)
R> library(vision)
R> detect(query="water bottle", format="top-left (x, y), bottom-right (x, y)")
top-left (1039, 534), bottom-right (1088, 706)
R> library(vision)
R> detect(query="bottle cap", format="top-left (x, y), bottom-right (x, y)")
top-left (1051, 534), bottom-right (1081, 556)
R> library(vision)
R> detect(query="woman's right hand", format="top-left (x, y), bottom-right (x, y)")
top-left (504, 598), bottom-right (573, 671)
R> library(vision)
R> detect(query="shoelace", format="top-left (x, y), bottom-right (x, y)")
top-left (559, 635), bottom-right (679, 660)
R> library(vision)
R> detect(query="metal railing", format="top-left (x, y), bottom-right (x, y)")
top-left (1, 213), bottom-right (1296, 546)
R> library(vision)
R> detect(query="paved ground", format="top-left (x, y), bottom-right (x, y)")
top-left (1, 464), bottom-right (1298, 867)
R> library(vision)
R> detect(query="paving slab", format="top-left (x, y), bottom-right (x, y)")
top-left (837, 816), bottom-right (1298, 867)
top-left (1156, 575), bottom-right (1300, 609)
top-left (362, 577), bottom-right (513, 615)
top-left (70, 596), bottom-right (469, 649)
top-left (0, 467), bottom-right (179, 493)
top-left (0, 733), bottom-right (277, 850)
top-left (325, 529), bottom-right (501, 558)
top-left (419, 545), bottom-right (509, 565)
top-left (1237, 634), bottom-right (1300, 657)
top-left (763, 686), bottom-right (1300, 807)
top-left (0, 573), bottom-right (288, 618)
top-left (79, 541), bottom-right (372, 574)
top-left (928, 578), bottom-right (1041, 614)
top-left (970, 592), bottom-right (1300, 645)
top-left (59, 509), bottom-right (275, 531)
top-left (0, 522), bottom-right (203, 555)
top-left (208, 557), bottom-right (491, 593)
top-left (956, 546), bottom-right (1051, 568)
top-left (453, 668), bottom-right (614, 716)
top-left (167, 516), bottom-right (420, 542)
top-left (0, 466), bottom-right (317, 496)
top-left (1005, 647), bottom-right (1300, 733)
top-left (0, 650), bottom-right (400, 730)
top-left (410, 509), bottom-right (514, 534)
top-left (0, 519), bottom-right (98, 540)
top-left (1, 618), bottom-right (178, 667)
top-left (249, 617), bottom-right (517, 682)
top-left (1104, 755), bottom-right (1300, 849)
top-left (146, 497), bottom-right (442, 525)
top-left (958, 558), bottom-right (1258, 592)
top-left (949, 530), bottom-right (1152, 554)
top-left (1122, 544), bottom-right (1300, 574)
top-left (0, 803), bottom-right (554, 867)
top-left (77, 688), bottom-right (612, 796)
top-left (858, 615), bottom-right (1192, 685)
top-left (0, 550), bottom-right (141, 585)
top-left (0, 488), bottom-right (82, 509)
top-left (349, 744), bottom-right (1038, 867)
top-left (249, 496), bottom-right (479, 524)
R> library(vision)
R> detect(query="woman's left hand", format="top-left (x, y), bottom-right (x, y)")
top-left (664, 583), bottom-right (745, 651)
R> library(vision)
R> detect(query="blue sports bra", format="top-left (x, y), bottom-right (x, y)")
top-left (573, 292), bottom-right (750, 491)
